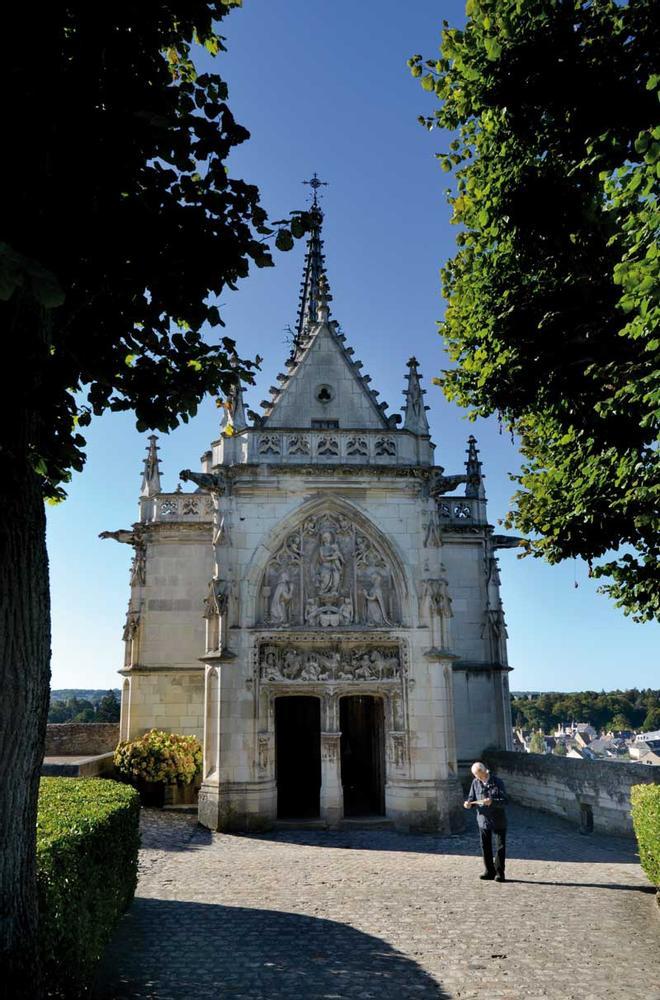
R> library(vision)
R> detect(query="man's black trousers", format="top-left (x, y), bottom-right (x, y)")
top-left (480, 827), bottom-right (506, 876)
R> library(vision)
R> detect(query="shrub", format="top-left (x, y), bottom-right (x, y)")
top-left (114, 729), bottom-right (203, 785)
top-left (37, 777), bottom-right (140, 996)
top-left (630, 784), bottom-right (660, 889)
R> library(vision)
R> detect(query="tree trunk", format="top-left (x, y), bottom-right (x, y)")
top-left (0, 428), bottom-right (51, 998)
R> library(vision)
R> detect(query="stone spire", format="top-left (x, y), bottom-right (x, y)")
top-left (465, 435), bottom-right (486, 498)
top-left (140, 435), bottom-right (162, 497)
top-left (295, 175), bottom-right (331, 346)
top-left (402, 357), bottom-right (430, 435)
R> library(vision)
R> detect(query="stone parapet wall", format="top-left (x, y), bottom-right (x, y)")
top-left (484, 749), bottom-right (660, 837)
top-left (44, 723), bottom-right (120, 756)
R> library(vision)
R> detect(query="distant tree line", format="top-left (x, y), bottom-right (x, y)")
top-left (511, 689), bottom-right (660, 734)
top-left (47, 691), bottom-right (120, 724)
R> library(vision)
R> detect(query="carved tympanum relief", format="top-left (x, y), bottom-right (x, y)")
top-left (259, 644), bottom-right (402, 683)
top-left (260, 512), bottom-right (400, 627)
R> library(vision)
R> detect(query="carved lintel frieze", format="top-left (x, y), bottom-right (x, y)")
top-left (258, 642), bottom-right (402, 684)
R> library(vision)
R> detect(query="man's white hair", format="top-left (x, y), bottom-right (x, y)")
top-left (471, 761), bottom-right (489, 777)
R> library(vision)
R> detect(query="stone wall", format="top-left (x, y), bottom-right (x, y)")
top-left (44, 723), bottom-right (120, 756)
top-left (484, 749), bottom-right (660, 837)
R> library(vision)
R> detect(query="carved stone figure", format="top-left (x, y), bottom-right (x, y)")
top-left (130, 545), bottom-right (146, 587)
top-left (424, 577), bottom-right (453, 619)
top-left (257, 734), bottom-right (270, 771)
top-left (390, 732), bottom-right (408, 768)
top-left (122, 610), bottom-right (140, 642)
top-left (270, 570), bottom-right (293, 625)
top-left (339, 595), bottom-right (353, 625)
top-left (362, 571), bottom-right (390, 625)
top-left (314, 530), bottom-right (344, 597)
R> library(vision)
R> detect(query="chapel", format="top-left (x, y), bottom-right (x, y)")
top-left (105, 181), bottom-right (515, 832)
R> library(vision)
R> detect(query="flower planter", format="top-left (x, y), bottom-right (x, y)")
top-left (163, 776), bottom-right (201, 807)
top-left (135, 778), bottom-right (165, 808)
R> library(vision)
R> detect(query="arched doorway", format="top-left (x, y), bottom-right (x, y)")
top-left (340, 695), bottom-right (385, 817)
top-left (275, 696), bottom-right (321, 819)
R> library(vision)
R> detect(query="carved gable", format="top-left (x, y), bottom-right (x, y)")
top-left (264, 323), bottom-right (388, 429)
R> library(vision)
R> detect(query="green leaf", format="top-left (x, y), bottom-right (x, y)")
top-left (275, 229), bottom-right (294, 251)
top-left (484, 37), bottom-right (502, 61)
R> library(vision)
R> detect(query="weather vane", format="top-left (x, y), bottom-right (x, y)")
top-left (302, 172), bottom-right (328, 206)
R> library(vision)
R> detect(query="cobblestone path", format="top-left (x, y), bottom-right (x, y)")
top-left (95, 806), bottom-right (659, 1000)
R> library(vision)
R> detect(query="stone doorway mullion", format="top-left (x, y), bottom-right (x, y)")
top-left (320, 690), bottom-right (342, 826)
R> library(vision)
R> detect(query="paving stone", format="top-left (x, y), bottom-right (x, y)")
top-left (94, 805), bottom-right (660, 999)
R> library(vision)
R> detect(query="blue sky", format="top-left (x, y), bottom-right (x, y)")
top-left (46, 0), bottom-right (658, 692)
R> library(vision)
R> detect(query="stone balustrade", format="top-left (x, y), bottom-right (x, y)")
top-left (436, 496), bottom-right (479, 523)
top-left (212, 427), bottom-right (436, 469)
top-left (484, 748), bottom-right (660, 837)
top-left (142, 492), bottom-right (214, 524)
top-left (251, 428), bottom-right (402, 464)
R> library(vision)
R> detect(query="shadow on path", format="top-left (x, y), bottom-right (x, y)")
top-left (506, 878), bottom-right (656, 893)
top-left (253, 805), bottom-right (640, 866)
top-left (95, 898), bottom-right (450, 1000)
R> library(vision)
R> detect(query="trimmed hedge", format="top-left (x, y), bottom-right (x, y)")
top-left (37, 777), bottom-right (140, 996)
top-left (631, 784), bottom-right (660, 889)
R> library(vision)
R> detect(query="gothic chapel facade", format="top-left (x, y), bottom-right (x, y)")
top-left (106, 192), bottom-right (515, 832)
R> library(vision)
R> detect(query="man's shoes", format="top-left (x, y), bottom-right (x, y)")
top-left (494, 874), bottom-right (506, 882)
top-left (479, 872), bottom-right (496, 880)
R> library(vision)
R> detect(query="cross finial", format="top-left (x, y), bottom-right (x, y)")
top-left (303, 172), bottom-right (328, 207)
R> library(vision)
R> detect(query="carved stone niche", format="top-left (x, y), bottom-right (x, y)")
top-left (258, 642), bottom-right (403, 685)
top-left (258, 512), bottom-right (400, 627)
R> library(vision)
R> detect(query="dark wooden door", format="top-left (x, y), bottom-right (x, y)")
top-left (340, 695), bottom-right (385, 817)
top-left (275, 696), bottom-right (321, 819)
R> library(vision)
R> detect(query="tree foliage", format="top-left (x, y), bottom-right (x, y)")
top-left (528, 731), bottom-right (547, 753)
top-left (1, 5), bottom-right (306, 989)
top-left (2, 1), bottom-right (306, 500)
top-left (411, 0), bottom-right (660, 620)
top-left (511, 688), bottom-right (660, 733)
top-left (48, 692), bottom-right (120, 724)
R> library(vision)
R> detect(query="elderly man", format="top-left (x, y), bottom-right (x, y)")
top-left (464, 761), bottom-right (508, 882)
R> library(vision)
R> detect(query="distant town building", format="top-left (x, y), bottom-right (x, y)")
top-left (634, 730), bottom-right (660, 750)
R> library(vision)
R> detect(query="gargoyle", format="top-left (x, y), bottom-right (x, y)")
top-left (491, 534), bottom-right (525, 550)
top-left (179, 469), bottom-right (226, 493)
top-left (430, 473), bottom-right (468, 496)
top-left (99, 526), bottom-right (144, 545)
